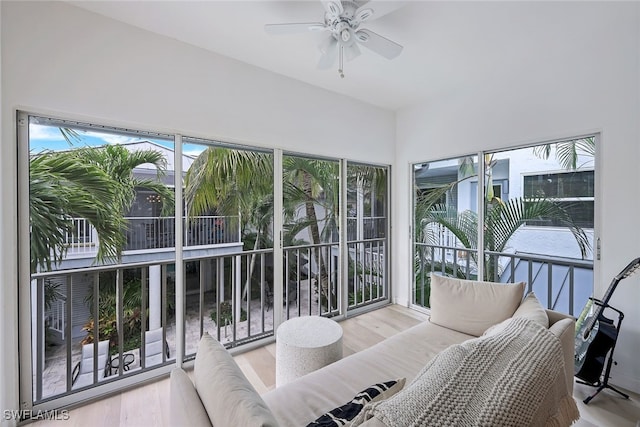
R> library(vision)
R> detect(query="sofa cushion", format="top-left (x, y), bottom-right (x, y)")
top-left (263, 321), bottom-right (473, 426)
top-left (352, 317), bottom-right (578, 427)
top-left (429, 274), bottom-right (525, 336)
top-left (169, 368), bottom-right (211, 426)
top-left (306, 379), bottom-right (405, 427)
top-left (194, 332), bottom-right (279, 427)
top-left (512, 291), bottom-right (549, 328)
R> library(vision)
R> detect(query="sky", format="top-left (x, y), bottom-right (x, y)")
top-left (29, 123), bottom-right (206, 158)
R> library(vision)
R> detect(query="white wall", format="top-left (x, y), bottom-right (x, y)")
top-left (395, 1), bottom-right (640, 393)
top-left (0, 1), bottom-right (394, 419)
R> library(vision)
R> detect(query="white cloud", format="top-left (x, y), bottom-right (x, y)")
top-left (28, 124), bottom-right (67, 141)
top-left (84, 130), bottom-right (143, 145)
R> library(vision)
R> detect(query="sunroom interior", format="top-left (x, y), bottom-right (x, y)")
top-left (1, 1), bottom-right (640, 426)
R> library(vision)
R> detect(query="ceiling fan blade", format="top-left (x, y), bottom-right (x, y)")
top-left (344, 43), bottom-right (361, 62)
top-left (321, 0), bottom-right (344, 18)
top-left (355, 29), bottom-right (403, 59)
top-left (264, 22), bottom-right (326, 35)
top-left (317, 37), bottom-right (338, 69)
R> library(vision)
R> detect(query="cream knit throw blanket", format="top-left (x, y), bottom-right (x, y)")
top-left (354, 317), bottom-right (579, 427)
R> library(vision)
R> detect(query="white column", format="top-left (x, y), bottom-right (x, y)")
top-left (174, 134), bottom-right (185, 367)
top-left (273, 150), bottom-right (284, 329)
top-left (357, 177), bottom-right (364, 242)
top-left (357, 177), bottom-right (365, 292)
top-left (339, 159), bottom-right (348, 316)
top-left (235, 255), bottom-right (242, 327)
top-left (149, 265), bottom-right (162, 330)
top-left (203, 260), bottom-right (214, 292)
top-left (31, 280), bottom-right (38, 375)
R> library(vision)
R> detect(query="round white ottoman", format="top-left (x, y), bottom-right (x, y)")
top-left (275, 316), bottom-right (343, 387)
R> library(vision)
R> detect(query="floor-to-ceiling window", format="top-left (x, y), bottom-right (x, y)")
top-left (18, 112), bottom-right (391, 411)
top-left (346, 162), bottom-right (389, 312)
top-left (413, 155), bottom-right (479, 307)
top-left (23, 114), bottom-right (178, 404)
top-left (181, 138), bottom-right (274, 356)
top-left (412, 137), bottom-right (596, 315)
top-left (281, 154), bottom-right (340, 318)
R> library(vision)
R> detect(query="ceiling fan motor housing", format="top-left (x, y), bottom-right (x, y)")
top-left (325, 1), bottom-right (363, 46)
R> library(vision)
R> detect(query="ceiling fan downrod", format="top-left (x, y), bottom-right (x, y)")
top-left (338, 45), bottom-right (345, 78)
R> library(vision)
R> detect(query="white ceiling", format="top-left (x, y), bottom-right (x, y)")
top-left (67, 1), bottom-right (576, 111)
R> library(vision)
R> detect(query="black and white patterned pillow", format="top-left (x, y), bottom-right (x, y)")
top-left (306, 379), bottom-right (406, 427)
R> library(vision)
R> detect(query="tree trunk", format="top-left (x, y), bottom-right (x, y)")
top-left (302, 172), bottom-right (330, 307)
top-left (241, 230), bottom-right (260, 302)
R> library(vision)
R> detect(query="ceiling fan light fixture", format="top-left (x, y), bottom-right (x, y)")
top-left (327, 1), bottom-right (342, 17)
top-left (355, 8), bottom-right (373, 23)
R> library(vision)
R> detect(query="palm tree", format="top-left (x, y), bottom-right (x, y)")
top-left (185, 147), bottom-right (273, 245)
top-left (73, 144), bottom-right (174, 219)
top-left (30, 144), bottom-right (174, 272)
top-left (282, 157), bottom-right (340, 301)
top-left (29, 151), bottom-right (125, 272)
top-left (185, 147), bottom-right (274, 302)
top-left (185, 150), bottom-right (387, 310)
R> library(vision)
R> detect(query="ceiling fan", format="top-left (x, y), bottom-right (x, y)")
top-left (265, 0), bottom-right (403, 78)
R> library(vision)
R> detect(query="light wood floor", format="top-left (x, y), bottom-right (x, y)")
top-left (32, 304), bottom-right (640, 427)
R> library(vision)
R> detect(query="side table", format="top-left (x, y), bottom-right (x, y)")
top-left (275, 315), bottom-right (343, 387)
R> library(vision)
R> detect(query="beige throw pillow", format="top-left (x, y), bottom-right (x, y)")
top-left (194, 332), bottom-right (279, 427)
top-left (429, 274), bottom-right (525, 336)
top-left (512, 291), bottom-right (549, 328)
top-left (169, 368), bottom-right (211, 426)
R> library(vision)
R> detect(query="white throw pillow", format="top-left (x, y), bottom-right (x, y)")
top-left (429, 273), bottom-right (525, 336)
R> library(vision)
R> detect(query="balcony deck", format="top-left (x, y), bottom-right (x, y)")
top-left (30, 305), bottom-right (640, 427)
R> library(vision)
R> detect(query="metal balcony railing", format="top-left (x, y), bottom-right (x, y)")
top-left (347, 238), bottom-right (387, 309)
top-left (413, 242), bottom-right (593, 317)
top-left (125, 215), bottom-right (240, 250)
top-left (63, 216), bottom-right (241, 256)
top-left (32, 237), bottom-right (390, 405)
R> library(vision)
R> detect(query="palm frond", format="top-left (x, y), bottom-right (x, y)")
top-left (486, 197), bottom-right (590, 257)
top-left (29, 152), bottom-right (125, 271)
top-left (58, 127), bottom-right (83, 145)
top-left (420, 204), bottom-right (477, 250)
top-left (532, 144), bottom-right (552, 160)
top-left (532, 138), bottom-right (595, 170)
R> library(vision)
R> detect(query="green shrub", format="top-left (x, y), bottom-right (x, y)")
top-left (210, 301), bottom-right (247, 326)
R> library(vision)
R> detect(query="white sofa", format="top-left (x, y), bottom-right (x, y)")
top-left (170, 275), bottom-right (579, 427)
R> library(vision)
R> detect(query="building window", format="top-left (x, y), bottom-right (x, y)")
top-left (523, 170), bottom-right (594, 228)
